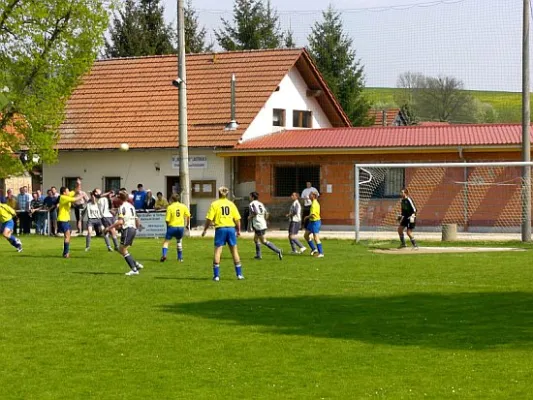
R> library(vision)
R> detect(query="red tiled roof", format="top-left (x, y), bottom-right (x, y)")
top-left (234, 124), bottom-right (531, 151)
top-left (59, 48), bottom-right (349, 150)
top-left (368, 108), bottom-right (401, 126)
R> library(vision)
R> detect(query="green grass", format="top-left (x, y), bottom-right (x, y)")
top-left (1, 236), bottom-right (533, 399)
top-left (365, 88), bottom-right (525, 123)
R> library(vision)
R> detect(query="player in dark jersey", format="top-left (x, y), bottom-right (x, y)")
top-left (397, 188), bottom-right (418, 249)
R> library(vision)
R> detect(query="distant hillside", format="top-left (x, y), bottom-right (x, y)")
top-left (365, 88), bottom-right (524, 123)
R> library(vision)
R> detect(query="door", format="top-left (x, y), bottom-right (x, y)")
top-left (166, 176), bottom-right (181, 200)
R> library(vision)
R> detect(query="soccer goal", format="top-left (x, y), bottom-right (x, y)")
top-left (354, 161), bottom-right (533, 242)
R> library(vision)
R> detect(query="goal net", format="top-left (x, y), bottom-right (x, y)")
top-left (355, 162), bottom-right (533, 242)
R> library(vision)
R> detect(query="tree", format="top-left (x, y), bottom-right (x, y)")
top-left (395, 72), bottom-right (490, 123)
top-left (307, 6), bottom-right (372, 126)
top-left (0, 0), bottom-right (109, 177)
top-left (105, 0), bottom-right (175, 57)
top-left (184, 0), bottom-right (212, 53)
top-left (215, 0), bottom-right (291, 50)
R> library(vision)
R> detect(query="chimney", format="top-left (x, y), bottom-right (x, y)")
top-left (225, 73), bottom-right (239, 131)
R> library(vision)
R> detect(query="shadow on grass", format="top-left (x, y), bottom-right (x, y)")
top-left (160, 293), bottom-right (533, 349)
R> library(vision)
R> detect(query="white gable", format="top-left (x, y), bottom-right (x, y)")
top-left (240, 67), bottom-right (333, 142)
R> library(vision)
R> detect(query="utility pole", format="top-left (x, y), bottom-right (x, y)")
top-left (177, 0), bottom-right (190, 213)
top-left (522, 0), bottom-right (531, 242)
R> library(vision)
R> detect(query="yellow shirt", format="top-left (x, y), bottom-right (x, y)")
top-left (58, 192), bottom-right (76, 222)
top-left (155, 198), bottom-right (169, 209)
top-left (0, 203), bottom-right (16, 223)
top-left (309, 199), bottom-right (321, 221)
top-left (166, 202), bottom-right (190, 227)
top-left (206, 198), bottom-right (240, 228)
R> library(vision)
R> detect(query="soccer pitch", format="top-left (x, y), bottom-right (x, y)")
top-left (1, 237), bottom-right (532, 399)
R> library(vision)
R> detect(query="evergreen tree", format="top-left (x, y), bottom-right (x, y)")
top-left (184, 0), bottom-right (212, 53)
top-left (307, 6), bottom-right (371, 126)
top-left (215, 0), bottom-right (285, 50)
top-left (106, 0), bottom-right (175, 57)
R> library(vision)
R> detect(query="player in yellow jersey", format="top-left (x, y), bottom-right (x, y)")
top-left (201, 186), bottom-right (243, 281)
top-left (160, 193), bottom-right (190, 262)
top-left (57, 179), bottom-right (84, 258)
top-left (0, 203), bottom-right (22, 252)
top-left (303, 191), bottom-right (324, 257)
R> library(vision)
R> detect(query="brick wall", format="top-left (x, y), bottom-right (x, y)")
top-left (243, 151), bottom-right (531, 228)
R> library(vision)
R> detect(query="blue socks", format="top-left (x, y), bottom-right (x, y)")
top-left (308, 240), bottom-right (316, 251)
top-left (213, 264), bottom-right (220, 279)
top-left (162, 247), bottom-right (168, 257)
top-left (63, 242), bottom-right (70, 256)
top-left (317, 243), bottom-right (323, 254)
top-left (235, 264), bottom-right (242, 277)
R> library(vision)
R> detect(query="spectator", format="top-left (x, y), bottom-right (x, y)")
top-left (145, 189), bottom-right (156, 210)
top-left (43, 189), bottom-right (57, 235)
top-left (133, 183), bottom-right (146, 210)
top-left (16, 186), bottom-right (31, 234)
top-left (0, 189), bottom-right (6, 203)
top-left (73, 182), bottom-right (89, 234)
top-left (36, 189), bottom-right (45, 202)
top-left (154, 192), bottom-right (169, 210)
top-left (30, 192), bottom-right (45, 235)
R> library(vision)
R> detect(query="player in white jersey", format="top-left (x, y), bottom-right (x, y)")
top-left (286, 192), bottom-right (306, 254)
top-left (84, 190), bottom-right (103, 251)
top-left (95, 188), bottom-right (120, 251)
top-left (248, 192), bottom-right (282, 260)
top-left (104, 191), bottom-right (143, 276)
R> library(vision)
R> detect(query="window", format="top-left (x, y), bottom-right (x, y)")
top-left (104, 177), bottom-right (121, 192)
top-left (273, 109), bottom-right (285, 127)
top-left (63, 177), bottom-right (78, 190)
top-left (365, 169), bottom-right (405, 198)
top-left (293, 110), bottom-right (312, 128)
top-left (274, 166), bottom-right (320, 197)
top-left (191, 180), bottom-right (216, 198)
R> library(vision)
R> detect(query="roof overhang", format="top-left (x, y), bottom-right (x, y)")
top-left (216, 145), bottom-right (523, 157)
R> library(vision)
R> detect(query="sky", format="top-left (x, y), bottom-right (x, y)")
top-left (161, 0), bottom-right (527, 91)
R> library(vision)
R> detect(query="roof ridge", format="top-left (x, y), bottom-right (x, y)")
top-left (97, 48), bottom-right (305, 63)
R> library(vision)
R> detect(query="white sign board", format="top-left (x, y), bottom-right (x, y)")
top-left (171, 155), bottom-right (207, 171)
top-left (137, 212), bottom-right (166, 238)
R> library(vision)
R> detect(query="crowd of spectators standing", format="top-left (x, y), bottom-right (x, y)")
top-left (0, 182), bottom-right (170, 236)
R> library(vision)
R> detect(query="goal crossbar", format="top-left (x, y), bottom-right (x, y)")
top-left (354, 161), bottom-right (533, 242)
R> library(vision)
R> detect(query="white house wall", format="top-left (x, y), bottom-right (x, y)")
top-left (241, 68), bottom-right (333, 142)
top-left (43, 149), bottom-right (228, 223)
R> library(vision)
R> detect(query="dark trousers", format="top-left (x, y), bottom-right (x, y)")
top-left (18, 212), bottom-right (31, 234)
top-left (302, 206), bottom-right (311, 230)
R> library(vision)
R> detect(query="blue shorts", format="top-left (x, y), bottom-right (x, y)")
top-left (1, 219), bottom-right (14, 233)
top-left (165, 227), bottom-right (185, 241)
top-left (214, 227), bottom-right (237, 247)
top-left (58, 221), bottom-right (71, 234)
top-left (307, 220), bottom-right (321, 234)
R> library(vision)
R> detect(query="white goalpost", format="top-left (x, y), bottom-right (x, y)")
top-left (354, 161), bottom-right (533, 243)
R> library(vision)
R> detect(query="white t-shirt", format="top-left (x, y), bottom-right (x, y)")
top-left (98, 197), bottom-right (113, 218)
top-left (118, 202), bottom-right (137, 229)
top-left (249, 200), bottom-right (268, 231)
top-left (301, 187), bottom-right (319, 207)
top-left (289, 199), bottom-right (302, 223)
top-left (85, 202), bottom-right (102, 220)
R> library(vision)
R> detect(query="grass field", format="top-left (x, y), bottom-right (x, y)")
top-left (2, 236), bottom-right (533, 399)
top-left (365, 88), bottom-right (524, 123)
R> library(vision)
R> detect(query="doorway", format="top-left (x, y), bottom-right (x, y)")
top-left (166, 176), bottom-right (181, 200)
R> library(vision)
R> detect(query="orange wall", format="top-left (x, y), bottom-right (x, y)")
top-left (241, 151), bottom-right (530, 227)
